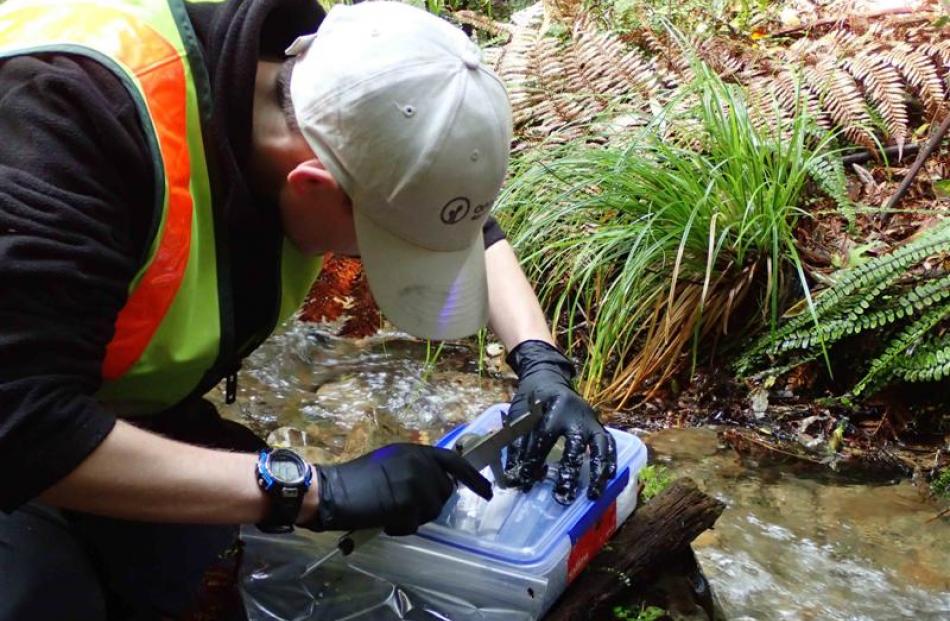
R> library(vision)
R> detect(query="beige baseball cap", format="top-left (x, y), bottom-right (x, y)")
top-left (286, 1), bottom-right (513, 340)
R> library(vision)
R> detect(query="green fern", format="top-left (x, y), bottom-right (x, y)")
top-left (773, 272), bottom-right (950, 352)
top-left (890, 328), bottom-right (950, 383)
top-left (807, 153), bottom-right (856, 226)
top-left (736, 220), bottom-right (950, 393)
top-left (853, 300), bottom-right (950, 395)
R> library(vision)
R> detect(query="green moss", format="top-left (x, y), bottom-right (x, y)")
top-left (613, 604), bottom-right (666, 621)
top-left (544, 21), bottom-right (570, 41)
top-left (932, 468), bottom-right (950, 499)
top-left (639, 464), bottom-right (672, 501)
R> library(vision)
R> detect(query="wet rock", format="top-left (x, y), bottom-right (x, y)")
top-left (749, 387), bottom-right (769, 420)
top-left (267, 426), bottom-right (308, 448)
top-left (423, 370), bottom-right (514, 423)
top-left (485, 343), bottom-right (504, 358)
top-left (646, 427), bottom-right (722, 462)
top-left (303, 421), bottom-right (340, 442)
top-left (898, 555), bottom-right (950, 591)
top-left (340, 420), bottom-right (372, 462)
top-left (479, 342), bottom-right (513, 376)
top-left (302, 422), bottom-right (349, 454)
top-left (337, 411), bottom-right (411, 462)
top-left (653, 430), bottom-right (950, 619)
top-left (264, 424), bottom-right (339, 466)
top-left (691, 530), bottom-right (720, 550)
top-left (315, 375), bottom-right (381, 415)
top-left (294, 445), bottom-right (335, 465)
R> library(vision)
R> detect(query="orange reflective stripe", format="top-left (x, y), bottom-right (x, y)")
top-left (0, 4), bottom-right (194, 380)
top-left (0, 4), bottom-right (195, 380)
top-left (102, 17), bottom-right (193, 380)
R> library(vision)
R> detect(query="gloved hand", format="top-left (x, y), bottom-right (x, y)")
top-left (503, 340), bottom-right (617, 505)
top-left (305, 443), bottom-right (492, 536)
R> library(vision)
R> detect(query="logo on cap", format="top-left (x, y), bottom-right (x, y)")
top-left (440, 197), bottom-right (471, 225)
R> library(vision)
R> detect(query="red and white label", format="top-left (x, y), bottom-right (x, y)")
top-left (566, 503), bottom-right (618, 583)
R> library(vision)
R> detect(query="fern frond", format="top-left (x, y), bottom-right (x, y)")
top-left (807, 153), bottom-right (856, 224)
top-left (743, 77), bottom-right (778, 134)
top-left (803, 58), bottom-right (878, 150)
top-left (630, 28), bottom-right (663, 54)
top-left (740, 221), bottom-right (950, 367)
top-left (918, 40), bottom-right (950, 78)
top-left (882, 43), bottom-right (947, 116)
top-left (493, 5), bottom-right (545, 127)
top-left (572, 22), bottom-right (665, 100)
top-left (564, 24), bottom-right (624, 101)
top-left (543, 0), bottom-right (582, 22)
top-left (853, 300), bottom-right (950, 395)
top-left (842, 52), bottom-right (909, 153)
top-left (559, 42), bottom-right (610, 102)
top-left (772, 70), bottom-right (834, 129)
top-left (893, 328), bottom-right (950, 383)
top-left (450, 10), bottom-right (514, 41)
top-left (534, 37), bottom-right (592, 128)
top-left (774, 272), bottom-right (950, 353)
top-left (694, 38), bottom-right (746, 79)
top-left (801, 222), bottom-right (950, 322)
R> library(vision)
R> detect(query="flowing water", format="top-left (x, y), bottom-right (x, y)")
top-left (211, 321), bottom-right (516, 461)
top-left (648, 428), bottom-right (949, 621)
top-left (218, 321), bottom-right (950, 621)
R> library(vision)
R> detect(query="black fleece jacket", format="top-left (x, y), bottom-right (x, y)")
top-left (0, 0), bottom-right (506, 512)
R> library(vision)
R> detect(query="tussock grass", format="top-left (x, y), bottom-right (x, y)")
top-left (497, 62), bottom-right (845, 407)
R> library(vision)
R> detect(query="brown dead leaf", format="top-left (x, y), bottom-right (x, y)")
top-left (300, 254), bottom-right (381, 338)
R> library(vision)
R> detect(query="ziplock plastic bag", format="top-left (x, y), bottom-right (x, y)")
top-left (239, 527), bottom-right (533, 621)
top-left (239, 406), bottom-right (646, 621)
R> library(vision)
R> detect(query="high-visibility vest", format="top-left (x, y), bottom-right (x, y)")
top-left (0, 0), bottom-right (323, 415)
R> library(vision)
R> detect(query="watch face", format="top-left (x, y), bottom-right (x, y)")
top-left (269, 453), bottom-right (305, 483)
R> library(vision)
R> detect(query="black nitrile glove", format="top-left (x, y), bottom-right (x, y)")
top-left (305, 443), bottom-right (493, 536)
top-left (504, 340), bottom-right (617, 505)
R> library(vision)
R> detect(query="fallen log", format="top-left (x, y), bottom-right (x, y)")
top-left (545, 478), bottom-right (725, 621)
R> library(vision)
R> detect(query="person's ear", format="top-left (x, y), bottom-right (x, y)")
top-left (286, 158), bottom-right (339, 197)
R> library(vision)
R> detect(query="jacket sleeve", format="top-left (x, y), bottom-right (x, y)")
top-left (482, 216), bottom-right (506, 249)
top-left (0, 55), bottom-right (156, 511)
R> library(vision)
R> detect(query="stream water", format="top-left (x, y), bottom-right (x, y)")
top-left (214, 321), bottom-right (950, 621)
top-left (648, 429), bottom-right (949, 620)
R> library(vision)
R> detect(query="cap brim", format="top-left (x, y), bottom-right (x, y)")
top-left (354, 207), bottom-right (488, 341)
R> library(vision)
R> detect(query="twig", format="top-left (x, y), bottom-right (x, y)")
top-left (770, 9), bottom-right (935, 38)
top-left (883, 114), bottom-right (950, 212)
top-left (841, 143), bottom-right (920, 166)
top-left (926, 507), bottom-right (949, 523)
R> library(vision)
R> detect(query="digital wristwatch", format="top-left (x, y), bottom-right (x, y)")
top-left (255, 447), bottom-right (313, 533)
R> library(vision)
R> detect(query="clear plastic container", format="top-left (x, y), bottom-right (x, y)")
top-left (342, 404), bottom-right (648, 618)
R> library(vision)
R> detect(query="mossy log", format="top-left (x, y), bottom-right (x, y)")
top-left (545, 477), bottom-right (725, 621)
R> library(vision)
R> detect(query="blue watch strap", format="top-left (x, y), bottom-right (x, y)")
top-left (256, 448), bottom-right (312, 533)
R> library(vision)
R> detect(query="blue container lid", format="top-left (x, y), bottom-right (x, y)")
top-left (415, 404), bottom-right (645, 567)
